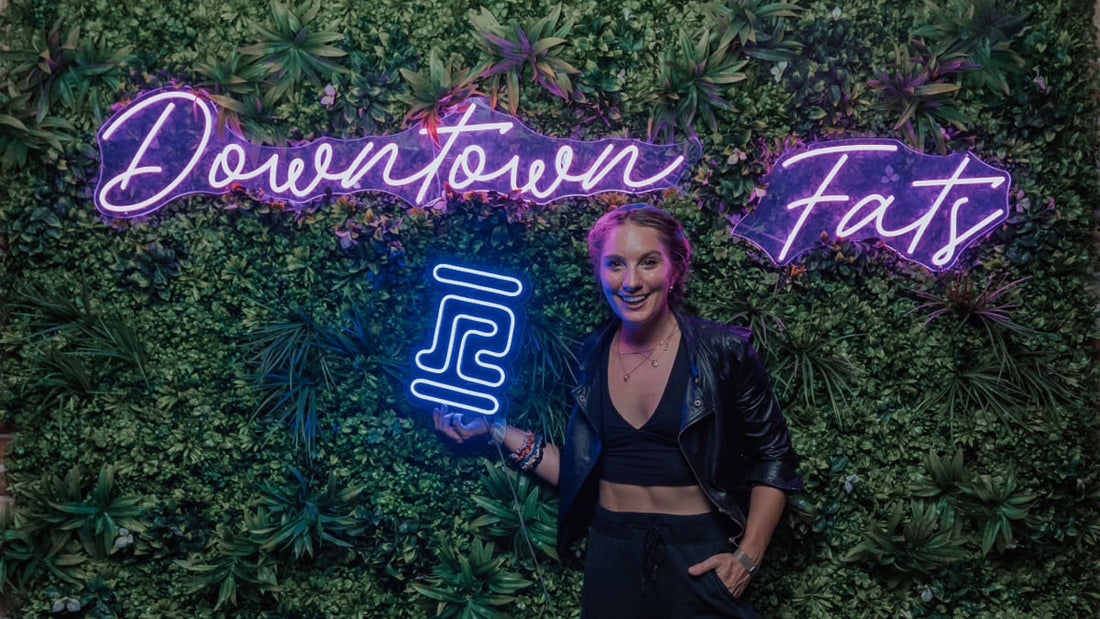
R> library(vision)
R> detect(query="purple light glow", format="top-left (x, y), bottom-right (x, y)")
top-left (733, 139), bottom-right (1011, 271)
top-left (94, 88), bottom-right (701, 218)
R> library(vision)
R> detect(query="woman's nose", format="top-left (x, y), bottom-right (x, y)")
top-left (622, 268), bottom-right (640, 290)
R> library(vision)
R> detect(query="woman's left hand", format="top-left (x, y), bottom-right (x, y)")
top-left (687, 552), bottom-right (751, 598)
top-left (433, 408), bottom-right (489, 444)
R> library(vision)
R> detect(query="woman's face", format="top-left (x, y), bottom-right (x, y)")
top-left (597, 222), bottom-right (676, 330)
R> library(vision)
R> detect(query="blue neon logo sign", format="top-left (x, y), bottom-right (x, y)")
top-left (409, 263), bottom-right (527, 417)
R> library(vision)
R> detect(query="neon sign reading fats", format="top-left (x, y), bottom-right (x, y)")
top-left (409, 263), bottom-right (527, 417)
top-left (94, 88), bottom-right (701, 217)
top-left (733, 139), bottom-right (1011, 271)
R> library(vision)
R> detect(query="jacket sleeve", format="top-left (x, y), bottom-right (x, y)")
top-left (731, 334), bottom-right (802, 492)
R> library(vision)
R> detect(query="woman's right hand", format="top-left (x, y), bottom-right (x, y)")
top-left (433, 407), bottom-right (490, 444)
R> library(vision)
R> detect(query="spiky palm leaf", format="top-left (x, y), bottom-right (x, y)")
top-left (79, 315), bottom-right (150, 384)
top-left (18, 466), bottom-right (145, 560)
top-left (844, 500), bottom-right (969, 587)
top-left (957, 471), bottom-right (1035, 555)
top-left (245, 309), bottom-right (334, 454)
top-left (469, 4), bottom-right (579, 114)
top-left (708, 0), bottom-right (803, 61)
top-left (0, 85), bottom-right (73, 170)
top-left (412, 538), bottom-right (531, 618)
top-left (918, 352), bottom-right (1025, 433)
top-left (0, 20), bottom-right (79, 121)
top-left (239, 0), bottom-right (347, 104)
top-left (910, 450), bottom-right (972, 500)
top-left (867, 43), bottom-right (972, 153)
top-left (912, 0), bottom-right (1028, 95)
top-left (471, 460), bottom-right (558, 560)
top-left (196, 49), bottom-right (269, 98)
top-left (176, 527), bottom-right (279, 610)
top-left (250, 467), bottom-right (364, 559)
top-left (398, 50), bottom-right (483, 143)
top-left (647, 28), bottom-right (748, 142)
top-left (769, 325), bottom-right (859, 426)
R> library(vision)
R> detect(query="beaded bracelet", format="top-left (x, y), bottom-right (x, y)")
top-left (516, 436), bottom-right (546, 473)
top-left (508, 430), bottom-right (536, 465)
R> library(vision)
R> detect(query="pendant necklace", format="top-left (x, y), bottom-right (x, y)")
top-left (617, 320), bottom-right (678, 382)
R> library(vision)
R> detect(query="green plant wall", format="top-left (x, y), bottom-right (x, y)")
top-left (0, 0), bottom-right (1097, 616)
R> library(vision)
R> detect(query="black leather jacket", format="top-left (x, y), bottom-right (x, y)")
top-left (557, 312), bottom-right (802, 555)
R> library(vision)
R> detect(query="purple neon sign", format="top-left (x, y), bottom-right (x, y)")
top-left (94, 88), bottom-right (701, 218)
top-left (733, 140), bottom-right (1011, 271)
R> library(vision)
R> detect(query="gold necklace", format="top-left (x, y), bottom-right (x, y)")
top-left (617, 320), bottom-right (678, 382)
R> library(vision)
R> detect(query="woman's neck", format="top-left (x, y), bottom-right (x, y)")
top-left (617, 310), bottom-right (676, 351)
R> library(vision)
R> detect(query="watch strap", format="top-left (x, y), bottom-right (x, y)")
top-left (732, 547), bottom-right (759, 576)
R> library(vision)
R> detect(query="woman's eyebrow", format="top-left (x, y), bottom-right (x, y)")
top-left (603, 248), bottom-right (664, 260)
top-left (604, 250), bottom-right (662, 262)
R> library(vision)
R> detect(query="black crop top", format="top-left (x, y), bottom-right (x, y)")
top-left (599, 338), bottom-right (697, 486)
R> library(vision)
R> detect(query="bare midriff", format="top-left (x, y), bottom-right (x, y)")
top-left (598, 480), bottom-right (711, 514)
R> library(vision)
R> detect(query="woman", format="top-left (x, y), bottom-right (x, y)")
top-left (435, 204), bottom-right (801, 618)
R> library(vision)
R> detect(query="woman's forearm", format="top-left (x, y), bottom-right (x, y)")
top-left (736, 485), bottom-right (787, 565)
top-left (498, 425), bottom-right (560, 487)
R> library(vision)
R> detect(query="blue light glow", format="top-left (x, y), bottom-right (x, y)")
top-left (409, 263), bottom-right (527, 417)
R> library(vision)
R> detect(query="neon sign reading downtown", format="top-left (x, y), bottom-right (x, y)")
top-left (733, 140), bottom-right (1011, 271)
top-left (94, 88), bottom-right (701, 218)
top-left (409, 263), bottom-right (527, 417)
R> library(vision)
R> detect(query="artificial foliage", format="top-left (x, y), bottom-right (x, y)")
top-left (0, 0), bottom-right (1097, 616)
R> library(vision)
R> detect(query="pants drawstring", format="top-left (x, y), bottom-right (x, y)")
top-left (641, 526), bottom-right (667, 595)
